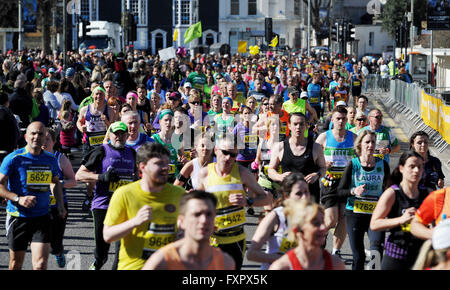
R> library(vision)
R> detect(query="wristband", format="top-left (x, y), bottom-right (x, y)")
top-left (176, 173), bottom-right (189, 183)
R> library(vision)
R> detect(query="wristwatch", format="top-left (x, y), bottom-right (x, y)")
top-left (246, 197), bottom-right (254, 207)
top-left (13, 195), bottom-right (20, 205)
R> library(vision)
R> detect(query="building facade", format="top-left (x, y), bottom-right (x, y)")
top-left (219, 0), bottom-right (303, 54)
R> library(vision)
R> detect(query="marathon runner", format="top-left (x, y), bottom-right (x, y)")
top-left (77, 86), bottom-right (117, 212)
top-left (316, 106), bottom-right (357, 258)
top-left (142, 190), bottom-right (235, 270)
top-left (102, 143), bottom-right (185, 270)
top-left (75, 121), bottom-right (137, 270)
top-left (196, 138), bottom-right (270, 269)
top-left (0, 122), bottom-right (66, 270)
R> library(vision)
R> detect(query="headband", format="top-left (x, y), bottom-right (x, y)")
top-left (159, 109), bottom-right (174, 120)
top-left (222, 97), bottom-right (233, 107)
top-left (126, 92), bottom-right (138, 100)
top-left (91, 86), bottom-right (106, 96)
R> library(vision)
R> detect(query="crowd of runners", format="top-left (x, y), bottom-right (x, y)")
top-left (0, 47), bottom-right (448, 270)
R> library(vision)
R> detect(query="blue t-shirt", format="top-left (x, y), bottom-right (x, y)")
top-left (0, 147), bottom-right (60, 217)
top-left (126, 133), bottom-right (155, 151)
top-left (307, 82), bottom-right (321, 106)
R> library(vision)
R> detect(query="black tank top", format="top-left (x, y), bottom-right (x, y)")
top-left (387, 184), bottom-right (428, 248)
top-left (280, 137), bottom-right (318, 176)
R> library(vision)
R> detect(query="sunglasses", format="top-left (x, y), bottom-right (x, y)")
top-left (356, 118), bottom-right (366, 121)
top-left (370, 115), bottom-right (383, 120)
top-left (190, 101), bottom-right (201, 105)
top-left (221, 149), bottom-right (238, 158)
top-left (263, 103), bottom-right (269, 106)
top-left (168, 97), bottom-right (179, 101)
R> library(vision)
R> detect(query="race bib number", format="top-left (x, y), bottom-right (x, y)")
top-left (310, 97), bottom-right (319, 104)
top-left (263, 165), bottom-right (282, 176)
top-left (353, 199), bottom-right (377, 214)
top-left (27, 170), bottom-right (52, 185)
top-left (184, 150), bottom-right (191, 161)
top-left (143, 223), bottom-right (176, 252)
top-left (108, 178), bottom-right (133, 193)
top-left (194, 83), bottom-right (204, 91)
top-left (353, 81), bottom-right (361, 87)
top-left (401, 222), bottom-right (411, 233)
top-left (169, 164), bottom-right (176, 174)
top-left (244, 135), bottom-right (258, 147)
top-left (373, 153), bottom-right (385, 160)
top-left (26, 165), bottom-right (52, 192)
top-left (88, 134), bottom-right (105, 146)
top-left (280, 125), bottom-right (287, 135)
top-left (215, 207), bottom-right (246, 231)
top-left (278, 237), bottom-right (297, 254)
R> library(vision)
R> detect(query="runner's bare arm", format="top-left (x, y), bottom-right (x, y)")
top-left (268, 142), bottom-right (289, 182)
top-left (104, 205), bottom-right (152, 243)
top-left (141, 248), bottom-right (168, 270)
top-left (247, 211), bottom-right (282, 264)
top-left (239, 166), bottom-right (270, 207)
top-left (77, 106), bottom-right (87, 133)
top-left (75, 165), bottom-right (101, 182)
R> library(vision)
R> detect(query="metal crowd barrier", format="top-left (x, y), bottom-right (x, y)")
top-left (383, 79), bottom-right (449, 152)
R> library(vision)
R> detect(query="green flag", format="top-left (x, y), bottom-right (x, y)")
top-left (184, 21), bottom-right (202, 44)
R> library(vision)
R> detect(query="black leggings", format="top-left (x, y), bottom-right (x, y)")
top-left (50, 203), bottom-right (69, 255)
top-left (345, 211), bottom-right (385, 270)
top-left (92, 209), bottom-right (110, 267)
top-left (218, 239), bottom-right (246, 270)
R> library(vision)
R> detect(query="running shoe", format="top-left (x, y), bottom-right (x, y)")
top-left (55, 254), bottom-right (66, 268)
top-left (88, 260), bottom-right (101, 270)
top-left (332, 249), bottom-right (342, 258)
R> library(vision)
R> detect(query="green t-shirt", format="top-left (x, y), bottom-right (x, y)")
top-left (187, 72), bottom-right (207, 92)
top-left (283, 98), bottom-right (306, 115)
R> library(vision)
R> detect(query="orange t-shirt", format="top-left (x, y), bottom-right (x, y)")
top-left (415, 188), bottom-right (450, 226)
top-left (267, 110), bottom-right (290, 140)
top-left (162, 243), bottom-right (225, 270)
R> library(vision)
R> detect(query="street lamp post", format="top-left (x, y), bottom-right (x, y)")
top-left (307, 0), bottom-right (311, 57)
top-left (18, 0), bottom-right (23, 51)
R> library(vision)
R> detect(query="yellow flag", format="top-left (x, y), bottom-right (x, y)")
top-left (269, 35), bottom-right (278, 47)
top-left (249, 45), bottom-right (260, 55)
top-left (173, 28), bottom-right (178, 42)
top-left (238, 41), bottom-right (247, 53)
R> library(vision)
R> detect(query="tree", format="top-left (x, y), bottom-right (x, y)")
top-left (0, 0), bottom-right (18, 28)
top-left (380, 0), bottom-right (427, 38)
top-left (303, 0), bottom-right (332, 41)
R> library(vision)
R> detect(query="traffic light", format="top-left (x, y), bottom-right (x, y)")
top-left (265, 18), bottom-right (273, 44)
top-left (80, 20), bottom-right (91, 40)
top-left (347, 23), bottom-right (355, 41)
top-left (128, 13), bottom-right (137, 42)
top-left (331, 22), bottom-right (339, 42)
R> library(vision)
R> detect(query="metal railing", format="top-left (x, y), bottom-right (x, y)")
top-left (373, 78), bottom-right (450, 152)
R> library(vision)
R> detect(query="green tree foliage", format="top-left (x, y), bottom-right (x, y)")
top-left (0, 1), bottom-right (18, 28)
top-left (381, 0), bottom-right (427, 37)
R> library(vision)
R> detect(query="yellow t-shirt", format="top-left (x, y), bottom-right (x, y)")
top-left (104, 181), bottom-right (185, 270)
top-left (206, 163), bottom-right (247, 245)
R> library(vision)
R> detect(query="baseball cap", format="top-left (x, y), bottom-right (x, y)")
top-left (288, 86), bottom-right (299, 95)
top-left (300, 91), bottom-right (308, 99)
top-left (169, 91), bottom-right (181, 99)
top-left (65, 67), bottom-right (75, 77)
top-left (48, 67), bottom-right (56, 74)
top-left (183, 82), bottom-right (192, 88)
top-left (336, 100), bottom-right (347, 107)
top-left (432, 219), bottom-right (450, 250)
top-left (109, 121), bottom-right (128, 133)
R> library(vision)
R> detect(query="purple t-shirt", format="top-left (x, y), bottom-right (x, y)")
top-left (233, 122), bottom-right (257, 162)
